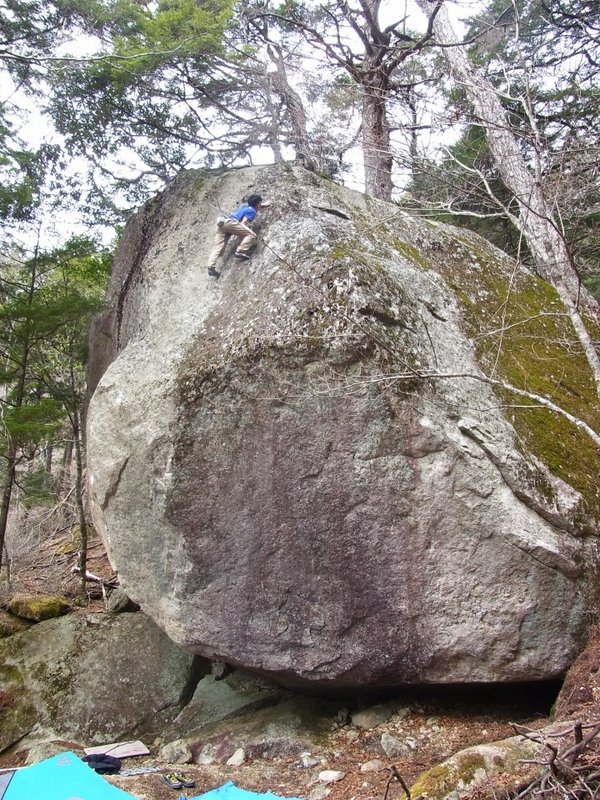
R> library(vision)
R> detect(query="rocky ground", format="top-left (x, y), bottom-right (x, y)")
top-left (110, 699), bottom-right (550, 800)
top-left (0, 683), bottom-right (556, 800)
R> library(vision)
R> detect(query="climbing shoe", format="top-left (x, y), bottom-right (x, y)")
top-left (176, 773), bottom-right (195, 788)
top-left (162, 773), bottom-right (183, 789)
top-left (207, 267), bottom-right (220, 278)
top-left (234, 252), bottom-right (250, 261)
top-left (161, 771), bottom-right (195, 789)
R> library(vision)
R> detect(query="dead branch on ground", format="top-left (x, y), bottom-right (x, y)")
top-left (511, 720), bottom-right (600, 799)
top-left (383, 765), bottom-right (411, 800)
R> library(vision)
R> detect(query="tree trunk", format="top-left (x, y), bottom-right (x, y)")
top-left (263, 69), bottom-right (284, 163)
top-left (406, 84), bottom-right (420, 184)
top-left (0, 260), bottom-right (36, 571)
top-left (267, 44), bottom-right (317, 171)
top-left (44, 443), bottom-right (53, 474)
top-left (59, 438), bottom-right (74, 495)
top-left (362, 78), bottom-right (394, 200)
top-left (0, 448), bottom-right (17, 573)
top-left (416, 0), bottom-right (600, 394)
top-left (73, 410), bottom-right (89, 597)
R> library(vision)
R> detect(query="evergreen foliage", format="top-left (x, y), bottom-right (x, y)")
top-left (0, 238), bottom-right (110, 574)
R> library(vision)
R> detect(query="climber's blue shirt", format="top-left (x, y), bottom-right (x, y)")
top-left (229, 203), bottom-right (257, 223)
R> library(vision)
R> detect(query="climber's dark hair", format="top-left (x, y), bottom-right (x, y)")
top-left (247, 193), bottom-right (263, 208)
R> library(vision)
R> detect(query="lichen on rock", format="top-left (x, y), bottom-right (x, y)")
top-left (410, 737), bottom-right (542, 800)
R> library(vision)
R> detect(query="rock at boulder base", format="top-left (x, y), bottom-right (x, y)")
top-left (0, 612), bottom-right (199, 751)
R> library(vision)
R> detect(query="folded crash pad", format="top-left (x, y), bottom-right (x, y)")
top-left (191, 782), bottom-right (302, 800)
top-left (5, 752), bottom-right (136, 800)
top-left (84, 740), bottom-right (150, 759)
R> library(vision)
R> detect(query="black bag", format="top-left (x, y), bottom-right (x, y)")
top-left (82, 753), bottom-right (122, 774)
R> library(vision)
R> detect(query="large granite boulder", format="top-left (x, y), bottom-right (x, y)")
top-left (86, 164), bottom-right (600, 688)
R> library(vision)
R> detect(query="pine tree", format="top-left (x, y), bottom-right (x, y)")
top-left (0, 238), bottom-right (110, 582)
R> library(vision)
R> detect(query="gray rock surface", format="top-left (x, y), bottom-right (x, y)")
top-left (352, 704), bottom-right (395, 730)
top-left (106, 587), bottom-right (140, 613)
top-left (226, 747), bottom-right (246, 766)
top-left (189, 697), bottom-right (339, 764)
top-left (0, 609), bottom-right (31, 638)
top-left (0, 612), bottom-right (199, 751)
top-left (159, 738), bottom-right (193, 764)
top-left (86, 164), bottom-right (600, 688)
top-left (171, 670), bottom-right (284, 735)
top-left (380, 732), bottom-right (408, 758)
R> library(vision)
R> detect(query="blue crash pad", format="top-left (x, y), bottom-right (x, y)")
top-left (191, 782), bottom-right (302, 800)
top-left (5, 752), bottom-right (136, 800)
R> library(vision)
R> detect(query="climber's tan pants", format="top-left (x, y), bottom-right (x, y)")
top-left (207, 219), bottom-right (257, 268)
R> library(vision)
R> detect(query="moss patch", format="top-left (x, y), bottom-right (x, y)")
top-left (8, 594), bottom-right (71, 622)
top-left (411, 752), bottom-right (486, 799)
top-left (438, 232), bottom-right (600, 524)
top-left (0, 661), bottom-right (36, 751)
top-left (393, 239), bottom-right (432, 270)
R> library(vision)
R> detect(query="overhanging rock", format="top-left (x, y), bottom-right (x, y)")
top-left (86, 164), bottom-right (600, 688)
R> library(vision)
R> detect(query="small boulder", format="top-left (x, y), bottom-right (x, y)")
top-left (307, 787), bottom-right (331, 800)
top-left (226, 748), bottom-right (246, 766)
top-left (381, 732), bottom-right (407, 758)
top-left (7, 594), bottom-right (70, 622)
top-left (0, 611), bottom-right (198, 751)
top-left (352, 703), bottom-right (394, 730)
top-left (317, 770), bottom-right (345, 784)
top-left (294, 753), bottom-right (321, 769)
top-left (410, 737), bottom-right (542, 800)
top-left (159, 738), bottom-right (193, 764)
top-left (361, 759), bottom-right (384, 772)
top-left (106, 588), bottom-right (140, 614)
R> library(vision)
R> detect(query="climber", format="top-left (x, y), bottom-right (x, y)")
top-left (207, 193), bottom-right (271, 278)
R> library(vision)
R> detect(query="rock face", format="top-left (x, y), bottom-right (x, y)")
top-left (0, 612), bottom-right (200, 751)
top-left (87, 164), bottom-right (600, 688)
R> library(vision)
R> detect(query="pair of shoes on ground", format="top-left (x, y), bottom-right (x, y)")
top-left (162, 771), bottom-right (195, 789)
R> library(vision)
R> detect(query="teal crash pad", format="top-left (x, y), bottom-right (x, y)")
top-left (5, 752), bottom-right (136, 800)
top-left (191, 782), bottom-right (302, 800)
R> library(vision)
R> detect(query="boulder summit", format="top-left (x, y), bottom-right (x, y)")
top-left (87, 164), bottom-right (600, 689)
